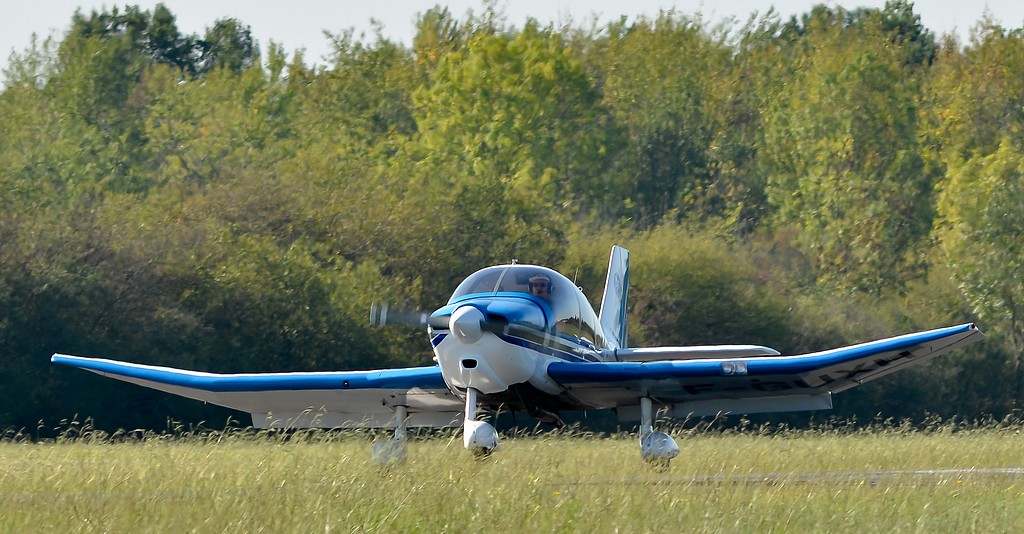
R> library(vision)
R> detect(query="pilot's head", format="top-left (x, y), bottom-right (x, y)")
top-left (529, 275), bottom-right (552, 299)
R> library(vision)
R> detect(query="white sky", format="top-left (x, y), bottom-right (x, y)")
top-left (3, 1), bottom-right (1023, 71)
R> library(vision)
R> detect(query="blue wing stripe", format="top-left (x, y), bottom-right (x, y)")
top-left (51, 354), bottom-right (448, 392)
top-left (548, 323), bottom-right (978, 382)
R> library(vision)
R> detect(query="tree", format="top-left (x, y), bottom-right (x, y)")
top-left (195, 18), bottom-right (259, 75)
top-left (936, 141), bottom-right (1024, 396)
top-left (624, 224), bottom-right (791, 349)
top-left (415, 22), bottom-right (619, 214)
top-left (412, 6), bottom-right (464, 73)
top-left (594, 13), bottom-right (729, 228)
top-left (761, 6), bottom-right (934, 293)
top-left (928, 21), bottom-right (1024, 401)
top-left (403, 21), bottom-right (621, 294)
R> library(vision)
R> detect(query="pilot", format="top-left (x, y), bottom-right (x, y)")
top-left (529, 274), bottom-right (552, 300)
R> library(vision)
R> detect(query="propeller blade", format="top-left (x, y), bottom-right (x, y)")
top-left (369, 302), bottom-right (448, 329)
top-left (370, 302), bottom-right (514, 338)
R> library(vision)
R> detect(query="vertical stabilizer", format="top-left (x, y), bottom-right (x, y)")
top-left (599, 245), bottom-right (630, 349)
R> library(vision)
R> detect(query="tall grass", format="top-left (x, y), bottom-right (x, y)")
top-left (2, 421), bottom-right (1023, 531)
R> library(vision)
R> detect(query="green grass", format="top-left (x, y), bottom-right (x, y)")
top-left (2, 423), bottom-right (1023, 532)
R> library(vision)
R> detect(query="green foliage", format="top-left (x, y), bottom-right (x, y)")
top-left (928, 22), bottom-right (1024, 401)
top-left (196, 18), bottom-right (259, 74)
top-left (595, 13), bottom-right (728, 227)
top-left (762, 9), bottom-right (934, 293)
top-left (414, 22), bottom-right (620, 216)
top-left (938, 140), bottom-right (1024, 354)
top-left (617, 224), bottom-right (790, 348)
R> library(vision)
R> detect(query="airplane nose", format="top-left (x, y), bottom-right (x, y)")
top-left (450, 306), bottom-right (485, 344)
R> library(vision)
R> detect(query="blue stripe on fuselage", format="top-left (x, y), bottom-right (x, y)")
top-left (430, 331), bottom-right (597, 363)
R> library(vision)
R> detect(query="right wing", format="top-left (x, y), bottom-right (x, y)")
top-left (51, 354), bottom-right (463, 429)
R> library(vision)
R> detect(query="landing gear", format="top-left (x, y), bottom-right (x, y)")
top-left (638, 397), bottom-right (679, 467)
top-left (463, 387), bottom-right (499, 456)
top-left (372, 405), bottom-right (408, 464)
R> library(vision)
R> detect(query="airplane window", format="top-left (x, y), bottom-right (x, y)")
top-left (473, 266), bottom-right (582, 336)
top-left (449, 265), bottom-right (604, 347)
top-left (449, 267), bottom-right (506, 300)
top-left (578, 294), bottom-right (602, 347)
top-left (539, 272), bottom-right (581, 341)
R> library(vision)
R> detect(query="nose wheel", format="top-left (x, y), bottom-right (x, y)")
top-left (463, 387), bottom-right (499, 456)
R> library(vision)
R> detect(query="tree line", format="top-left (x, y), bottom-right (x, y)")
top-left (1, 2), bottom-right (1022, 432)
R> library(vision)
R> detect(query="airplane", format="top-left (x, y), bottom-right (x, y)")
top-left (52, 246), bottom-right (984, 465)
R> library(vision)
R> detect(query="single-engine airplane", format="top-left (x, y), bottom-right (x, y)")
top-left (52, 246), bottom-right (983, 464)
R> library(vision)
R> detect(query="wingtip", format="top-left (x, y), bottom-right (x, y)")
top-left (51, 353), bottom-right (82, 365)
top-left (969, 322), bottom-right (985, 338)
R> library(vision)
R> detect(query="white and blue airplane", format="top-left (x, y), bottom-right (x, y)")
top-left (52, 246), bottom-right (983, 464)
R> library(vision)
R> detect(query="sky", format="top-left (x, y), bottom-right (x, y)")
top-left (3, 0), bottom-right (1024, 72)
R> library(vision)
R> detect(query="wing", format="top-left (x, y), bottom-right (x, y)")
top-left (547, 323), bottom-right (983, 420)
top-left (51, 354), bottom-right (463, 429)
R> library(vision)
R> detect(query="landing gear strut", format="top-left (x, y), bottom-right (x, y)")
top-left (372, 405), bottom-right (408, 464)
top-left (463, 387), bottom-right (499, 456)
top-left (638, 396), bottom-right (679, 467)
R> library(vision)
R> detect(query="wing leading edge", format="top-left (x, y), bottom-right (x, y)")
top-left (547, 323), bottom-right (983, 419)
top-left (51, 354), bottom-right (463, 429)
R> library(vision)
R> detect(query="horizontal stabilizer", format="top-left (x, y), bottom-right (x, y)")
top-left (615, 345), bottom-right (780, 362)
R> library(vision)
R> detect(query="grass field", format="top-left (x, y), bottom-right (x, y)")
top-left (2, 422), bottom-right (1023, 532)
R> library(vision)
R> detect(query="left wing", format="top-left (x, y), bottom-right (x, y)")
top-left (51, 354), bottom-right (463, 429)
top-left (547, 323), bottom-right (983, 419)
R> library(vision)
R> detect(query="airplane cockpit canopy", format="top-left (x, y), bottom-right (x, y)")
top-left (449, 265), bottom-right (605, 349)
top-left (450, 265), bottom-right (574, 301)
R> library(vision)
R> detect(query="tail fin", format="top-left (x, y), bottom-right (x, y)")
top-left (598, 245), bottom-right (630, 349)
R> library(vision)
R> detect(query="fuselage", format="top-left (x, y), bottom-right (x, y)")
top-left (429, 264), bottom-right (610, 413)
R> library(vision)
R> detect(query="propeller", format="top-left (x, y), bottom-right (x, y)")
top-left (369, 302), bottom-right (448, 329)
top-left (370, 302), bottom-right (512, 342)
